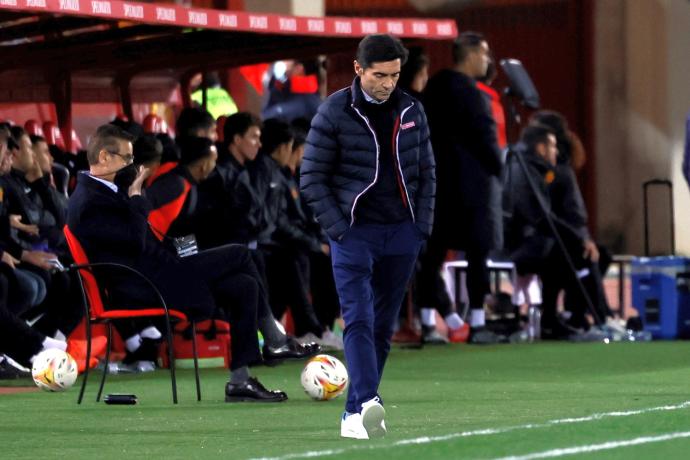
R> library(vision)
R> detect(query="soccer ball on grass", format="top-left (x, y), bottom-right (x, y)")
top-left (31, 349), bottom-right (78, 392)
top-left (300, 354), bottom-right (348, 401)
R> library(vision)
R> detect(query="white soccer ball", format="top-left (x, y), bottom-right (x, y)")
top-left (300, 354), bottom-right (348, 401)
top-left (31, 349), bottom-right (78, 392)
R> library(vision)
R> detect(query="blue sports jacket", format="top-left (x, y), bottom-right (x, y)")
top-left (300, 78), bottom-right (435, 241)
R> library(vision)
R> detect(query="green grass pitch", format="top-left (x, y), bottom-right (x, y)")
top-left (1, 342), bottom-right (689, 459)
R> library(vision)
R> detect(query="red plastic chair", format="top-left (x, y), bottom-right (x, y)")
top-left (43, 122), bottom-right (65, 150)
top-left (24, 119), bottom-right (44, 137)
top-left (143, 114), bottom-right (169, 135)
top-left (63, 225), bottom-right (200, 404)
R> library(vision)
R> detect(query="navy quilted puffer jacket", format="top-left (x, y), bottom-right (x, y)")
top-left (300, 78), bottom-right (435, 241)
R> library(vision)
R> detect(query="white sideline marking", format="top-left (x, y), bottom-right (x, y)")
top-left (493, 431), bottom-right (690, 460)
top-left (248, 401), bottom-right (690, 460)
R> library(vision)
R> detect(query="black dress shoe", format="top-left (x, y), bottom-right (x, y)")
top-left (262, 337), bottom-right (321, 365)
top-left (224, 377), bottom-right (288, 402)
top-left (0, 359), bottom-right (30, 380)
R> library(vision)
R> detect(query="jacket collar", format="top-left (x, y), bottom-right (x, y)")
top-left (349, 77), bottom-right (413, 113)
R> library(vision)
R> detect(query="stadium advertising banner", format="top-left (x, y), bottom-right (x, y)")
top-left (0, 0), bottom-right (458, 39)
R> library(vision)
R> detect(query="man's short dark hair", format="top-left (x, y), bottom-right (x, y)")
top-left (87, 124), bottom-right (135, 166)
top-left (10, 126), bottom-right (26, 143)
top-left (530, 110), bottom-right (568, 139)
top-left (224, 112), bottom-right (262, 145)
top-left (176, 107), bottom-right (215, 138)
top-left (177, 136), bottom-right (214, 166)
top-left (529, 110), bottom-right (571, 162)
top-left (133, 134), bottom-right (163, 165)
top-left (260, 118), bottom-right (293, 156)
top-left (521, 123), bottom-right (555, 153)
top-left (29, 134), bottom-right (46, 146)
top-left (453, 31), bottom-right (486, 65)
top-left (156, 133), bottom-right (181, 163)
top-left (291, 118), bottom-right (310, 150)
top-left (356, 34), bottom-right (409, 69)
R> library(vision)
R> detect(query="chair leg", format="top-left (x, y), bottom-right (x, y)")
top-left (165, 317), bottom-right (178, 404)
top-left (96, 322), bottom-right (112, 402)
top-left (191, 321), bottom-right (201, 401)
top-left (77, 317), bottom-right (92, 404)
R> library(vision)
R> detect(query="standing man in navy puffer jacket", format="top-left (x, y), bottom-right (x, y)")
top-left (301, 34), bottom-right (435, 440)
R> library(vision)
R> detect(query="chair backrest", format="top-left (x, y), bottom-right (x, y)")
top-left (63, 225), bottom-right (107, 318)
top-left (24, 119), bottom-right (44, 137)
top-left (143, 114), bottom-right (169, 135)
top-left (52, 163), bottom-right (70, 198)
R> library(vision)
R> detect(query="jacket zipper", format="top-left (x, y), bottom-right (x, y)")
top-left (350, 104), bottom-right (381, 226)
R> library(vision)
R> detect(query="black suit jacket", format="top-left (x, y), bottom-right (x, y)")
top-left (67, 173), bottom-right (214, 318)
top-left (424, 69), bottom-right (503, 250)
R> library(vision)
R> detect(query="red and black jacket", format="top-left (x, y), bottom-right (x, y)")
top-left (145, 164), bottom-right (196, 242)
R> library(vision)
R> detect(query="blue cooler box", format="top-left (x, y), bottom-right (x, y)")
top-left (631, 256), bottom-right (690, 339)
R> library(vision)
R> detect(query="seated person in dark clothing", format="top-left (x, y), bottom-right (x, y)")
top-left (0, 127), bottom-right (80, 355)
top-left (67, 124), bottom-right (287, 402)
top-left (197, 112), bottom-right (263, 249)
top-left (3, 127), bottom-right (81, 341)
top-left (5, 126), bottom-right (66, 254)
top-left (503, 124), bottom-right (612, 338)
top-left (144, 134), bottom-right (318, 364)
top-left (528, 111), bottom-right (617, 331)
top-left (249, 119), bottom-right (327, 340)
top-left (31, 134), bottom-right (71, 199)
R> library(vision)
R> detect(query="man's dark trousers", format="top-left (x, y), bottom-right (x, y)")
top-left (329, 220), bottom-right (423, 414)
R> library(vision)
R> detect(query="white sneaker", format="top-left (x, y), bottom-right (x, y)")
top-left (341, 412), bottom-right (368, 439)
top-left (320, 330), bottom-right (344, 351)
top-left (361, 397), bottom-right (386, 438)
top-left (605, 317), bottom-right (627, 334)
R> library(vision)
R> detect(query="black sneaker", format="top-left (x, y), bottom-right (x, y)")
top-left (224, 377), bottom-right (288, 402)
top-left (0, 359), bottom-right (31, 380)
top-left (541, 319), bottom-right (581, 340)
top-left (262, 336), bottom-right (321, 365)
top-left (468, 327), bottom-right (508, 344)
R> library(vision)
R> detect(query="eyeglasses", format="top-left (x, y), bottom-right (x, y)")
top-left (105, 150), bottom-right (134, 164)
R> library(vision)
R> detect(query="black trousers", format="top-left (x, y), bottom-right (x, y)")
top-left (180, 245), bottom-right (262, 370)
top-left (108, 245), bottom-right (262, 370)
top-left (0, 272), bottom-right (44, 366)
top-left (262, 246), bottom-right (324, 337)
top-left (309, 251), bottom-right (341, 330)
top-left (24, 269), bottom-right (84, 339)
top-left (539, 240), bottom-right (612, 328)
top-left (416, 238), bottom-right (491, 318)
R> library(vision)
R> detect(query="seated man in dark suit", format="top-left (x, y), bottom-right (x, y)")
top-left (67, 124), bottom-right (286, 402)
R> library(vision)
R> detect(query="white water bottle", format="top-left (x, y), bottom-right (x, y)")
top-left (527, 304), bottom-right (541, 342)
